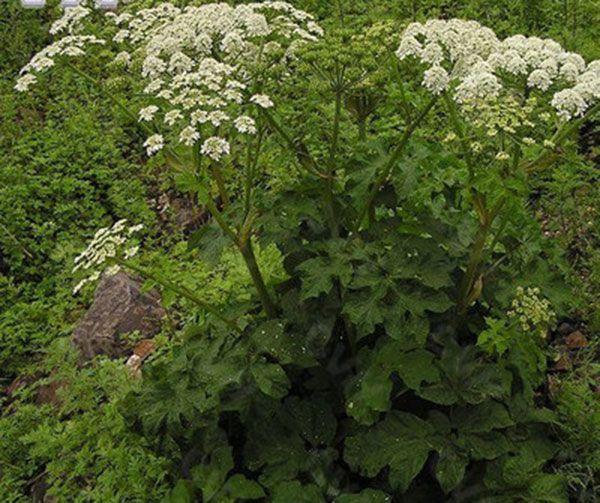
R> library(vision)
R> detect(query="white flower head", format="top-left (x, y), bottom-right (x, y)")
top-left (143, 134), bottom-right (164, 156)
top-left (527, 69), bottom-right (553, 91)
top-left (15, 74), bottom-right (37, 92)
top-left (454, 71), bottom-right (501, 104)
top-left (164, 110), bottom-right (183, 126)
top-left (250, 94), bottom-right (274, 109)
top-left (422, 65), bottom-right (449, 95)
top-left (114, 51), bottom-right (131, 67)
top-left (72, 220), bottom-right (144, 295)
top-left (179, 125), bottom-right (200, 146)
top-left (551, 89), bottom-right (587, 120)
top-left (234, 115), bottom-right (257, 134)
top-left (139, 105), bottom-right (159, 122)
top-left (201, 136), bottom-right (230, 161)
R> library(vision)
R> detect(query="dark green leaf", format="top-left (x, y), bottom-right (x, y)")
top-left (251, 361), bottom-right (290, 399)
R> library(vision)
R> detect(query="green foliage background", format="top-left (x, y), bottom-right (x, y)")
top-left (0, 0), bottom-right (598, 501)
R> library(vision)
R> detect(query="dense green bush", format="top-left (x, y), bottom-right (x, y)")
top-left (1, 0), bottom-right (598, 501)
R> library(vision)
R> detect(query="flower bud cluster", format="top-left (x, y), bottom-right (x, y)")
top-left (72, 220), bottom-right (143, 295)
top-left (397, 19), bottom-right (600, 120)
top-left (507, 286), bottom-right (556, 338)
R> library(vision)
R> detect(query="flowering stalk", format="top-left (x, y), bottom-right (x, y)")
top-left (259, 108), bottom-right (328, 180)
top-left (325, 85), bottom-right (344, 238)
top-left (111, 257), bottom-right (240, 331)
top-left (201, 178), bottom-right (277, 319)
top-left (456, 195), bottom-right (506, 316)
top-left (522, 100), bottom-right (600, 173)
top-left (354, 94), bottom-right (439, 231)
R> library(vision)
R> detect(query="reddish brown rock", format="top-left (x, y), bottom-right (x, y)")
top-left (35, 379), bottom-right (66, 407)
top-left (72, 272), bottom-right (165, 360)
top-left (133, 338), bottom-right (156, 360)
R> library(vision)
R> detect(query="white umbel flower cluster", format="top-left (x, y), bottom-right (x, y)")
top-left (16, 2), bottom-right (321, 161)
top-left (72, 220), bottom-right (143, 295)
top-left (15, 35), bottom-right (105, 92)
top-left (201, 136), bottom-right (231, 161)
top-left (397, 19), bottom-right (600, 120)
top-left (111, 2), bottom-right (322, 157)
top-left (49, 5), bottom-right (90, 35)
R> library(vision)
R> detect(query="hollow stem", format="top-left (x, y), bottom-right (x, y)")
top-left (238, 240), bottom-right (278, 318)
top-left (210, 164), bottom-right (230, 208)
top-left (201, 172), bottom-right (277, 318)
top-left (325, 86), bottom-right (343, 238)
top-left (456, 221), bottom-right (491, 316)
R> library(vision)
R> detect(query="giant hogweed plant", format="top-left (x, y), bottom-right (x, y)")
top-left (17, 3), bottom-right (600, 501)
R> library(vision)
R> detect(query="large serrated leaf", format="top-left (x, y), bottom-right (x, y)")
top-left (435, 445), bottom-right (469, 493)
top-left (191, 445), bottom-right (233, 501)
top-left (251, 320), bottom-right (317, 368)
top-left (396, 349), bottom-right (440, 390)
top-left (452, 401), bottom-right (514, 433)
top-left (344, 412), bottom-right (438, 491)
top-left (251, 361), bottom-right (290, 399)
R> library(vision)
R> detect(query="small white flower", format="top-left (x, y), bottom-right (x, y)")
top-left (139, 105), bottom-right (159, 122)
top-left (164, 110), bottom-right (183, 126)
top-left (527, 69), bottom-right (553, 91)
top-left (495, 151), bottom-right (510, 161)
top-left (551, 88), bottom-right (587, 120)
top-left (113, 29), bottom-right (130, 43)
top-left (454, 71), bottom-right (501, 104)
top-left (124, 246), bottom-right (139, 259)
top-left (15, 74), bottom-right (37, 92)
top-left (250, 94), bottom-right (274, 108)
top-left (208, 110), bottom-right (230, 127)
top-left (127, 224), bottom-right (144, 235)
top-left (395, 35), bottom-right (422, 60)
top-left (105, 264), bottom-right (121, 276)
top-left (234, 115), bottom-right (257, 134)
top-left (179, 126), bottom-right (200, 146)
top-left (201, 136), bottom-right (230, 161)
top-left (143, 134), bottom-right (164, 156)
top-left (191, 110), bottom-right (209, 125)
top-left (114, 51), bottom-right (131, 67)
top-left (422, 65), bottom-right (449, 95)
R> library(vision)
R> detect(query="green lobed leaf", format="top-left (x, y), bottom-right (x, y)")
top-left (251, 361), bottom-right (291, 399)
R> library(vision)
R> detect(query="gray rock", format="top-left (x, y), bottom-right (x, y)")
top-left (72, 272), bottom-right (165, 360)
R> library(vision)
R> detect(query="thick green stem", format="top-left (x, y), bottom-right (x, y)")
top-left (202, 177), bottom-right (277, 318)
top-left (210, 164), bottom-right (230, 208)
top-left (354, 94), bottom-right (438, 231)
top-left (260, 109), bottom-right (328, 179)
top-left (457, 222), bottom-right (491, 315)
top-left (243, 129), bottom-right (264, 219)
top-left (324, 87), bottom-right (343, 238)
top-left (113, 258), bottom-right (239, 330)
top-left (238, 240), bottom-right (278, 318)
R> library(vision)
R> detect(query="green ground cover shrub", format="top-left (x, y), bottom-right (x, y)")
top-left (0, 0), bottom-right (598, 501)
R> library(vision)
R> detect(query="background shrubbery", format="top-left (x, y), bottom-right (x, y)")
top-left (1, 0), bottom-right (598, 501)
